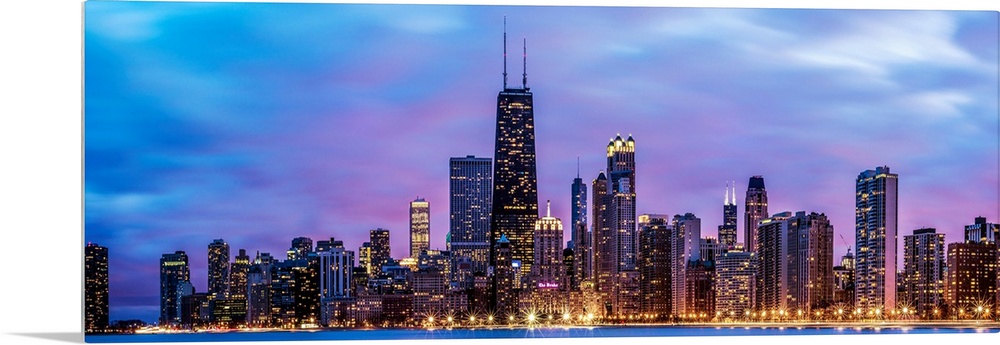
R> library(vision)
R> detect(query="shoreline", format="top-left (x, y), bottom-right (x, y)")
top-left (99, 321), bottom-right (1000, 335)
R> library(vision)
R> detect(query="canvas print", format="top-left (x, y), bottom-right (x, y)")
top-left (83, 0), bottom-right (1000, 342)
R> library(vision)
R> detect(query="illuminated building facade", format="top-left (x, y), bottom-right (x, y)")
top-left (449, 155), bottom-right (493, 275)
top-left (532, 201), bottom-right (564, 289)
top-left (230, 249), bottom-right (250, 301)
top-left (855, 166), bottom-right (898, 312)
top-left (85, 243), bottom-right (109, 333)
top-left (946, 241), bottom-right (998, 315)
top-left (591, 171), bottom-right (613, 305)
top-left (369, 229), bottom-right (391, 278)
top-left (246, 252), bottom-right (274, 326)
top-left (288, 237), bottom-right (313, 260)
top-left (208, 239), bottom-right (230, 299)
top-left (832, 251), bottom-right (855, 306)
top-left (785, 211), bottom-right (834, 312)
top-left (489, 32), bottom-right (539, 289)
top-left (671, 213), bottom-right (701, 316)
top-left (719, 183), bottom-right (738, 249)
top-left (754, 212), bottom-right (791, 312)
top-left (744, 176), bottom-right (768, 253)
top-left (902, 228), bottom-right (945, 317)
top-left (493, 234), bottom-right (516, 315)
top-left (410, 198), bottom-right (430, 258)
top-left (160, 251), bottom-right (190, 325)
top-left (638, 214), bottom-right (671, 317)
top-left (684, 259), bottom-right (715, 319)
top-left (715, 249), bottom-right (755, 318)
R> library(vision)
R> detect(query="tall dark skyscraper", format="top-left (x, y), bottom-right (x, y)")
top-left (160, 251), bottom-right (190, 325)
top-left (719, 182), bottom-right (738, 249)
top-left (855, 166), bottom-right (898, 312)
top-left (208, 239), bottom-right (230, 299)
top-left (744, 176), bottom-right (768, 252)
top-left (450, 155), bottom-right (493, 274)
top-left (230, 248), bottom-right (251, 303)
top-left (570, 163), bottom-right (589, 290)
top-left (489, 23), bottom-right (539, 286)
top-left (369, 229), bottom-right (391, 277)
top-left (85, 243), bottom-right (109, 333)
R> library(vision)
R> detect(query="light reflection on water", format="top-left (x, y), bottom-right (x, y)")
top-left (85, 325), bottom-right (1000, 343)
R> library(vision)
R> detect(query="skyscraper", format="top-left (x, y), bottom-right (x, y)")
top-left (369, 229), bottom-right (391, 277)
top-left (160, 251), bottom-right (190, 325)
top-left (638, 214), bottom-right (671, 318)
top-left (489, 25), bottom-right (539, 287)
top-left (208, 239), bottom-right (230, 299)
top-left (744, 176), bottom-right (768, 252)
top-left (532, 201), bottom-right (564, 288)
top-left (85, 243), bottom-right (109, 333)
top-left (230, 248), bottom-right (251, 303)
top-left (902, 228), bottom-right (945, 317)
top-left (785, 211), bottom-right (834, 312)
top-left (854, 166), bottom-right (898, 312)
top-left (719, 182), bottom-right (738, 249)
top-left (946, 241), bottom-right (997, 315)
top-left (410, 198), bottom-right (430, 258)
top-left (592, 135), bottom-right (638, 315)
top-left (715, 249), bottom-right (755, 318)
top-left (592, 171), bottom-right (611, 300)
top-left (449, 155), bottom-right (493, 274)
top-left (571, 166), bottom-right (589, 290)
top-left (754, 211), bottom-right (792, 312)
top-left (671, 213), bottom-right (701, 316)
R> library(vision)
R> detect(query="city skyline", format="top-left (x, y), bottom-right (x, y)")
top-left (83, 3), bottom-right (998, 323)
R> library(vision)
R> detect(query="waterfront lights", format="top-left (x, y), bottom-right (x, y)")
top-left (563, 313), bottom-right (570, 321)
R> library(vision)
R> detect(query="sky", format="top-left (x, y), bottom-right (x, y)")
top-left (81, 1), bottom-right (998, 323)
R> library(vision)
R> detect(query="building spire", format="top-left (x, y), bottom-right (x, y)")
top-left (522, 37), bottom-right (528, 89)
top-left (576, 156), bottom-right (580, 178)
top-left (503, 16), bottom-right (508, 89)
top-left (546, 199), bottom-right (551, 217)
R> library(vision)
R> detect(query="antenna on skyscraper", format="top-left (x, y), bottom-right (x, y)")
top-left (522, 37), bottom-right (528, 90)
top-left (725, 182), bottom-right (730, 205)
top-left (503, 16), bottom-right (508, 89)
top-left (577, 156), bottom-right (581, 178)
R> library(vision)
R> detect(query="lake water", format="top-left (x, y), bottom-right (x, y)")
top-left (84, 324), bottom-right (1000, 343)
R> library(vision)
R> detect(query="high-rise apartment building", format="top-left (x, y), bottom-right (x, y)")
top-left (638, 214), bottom-right (671, 317)
top-left (785, 211), bottom-right (834, 312)
top-left (671, 213), bottom-right (701, 316)
top-left (208, 239), bottom-right (230, 299)
top-left (755, 212), bottom-right (792, 312)
top-left (592, 171), bottom-right (611, 300)
top-left (854, 166), bottom-right (898, 312)
top-left (410, 198), bottom-right (430, 258)
top-left (85, 243), bottom-right (109, 333)
top-left (719, 183), bottom-right (738, 249)
top-left (449, 155), bottom-right (493, 275)
top-left (369, 229), bottom-right (391, 277)
top-left (902, 228), bottom-right (945, 317)
top-left (715, 249), bottom-right (755, 318)
top-left (160, 251), bottom-right (190, 325)
top-left (744, 176), bottom-right (768, 252)
top-left (288, 237), bottom-right (313, 261)
top-left (489, 30), bottom-right (539, 289)
top-left (946, 241), bottom-right (997, 315)
top-left (230, 248), bottom-right (251, 302)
